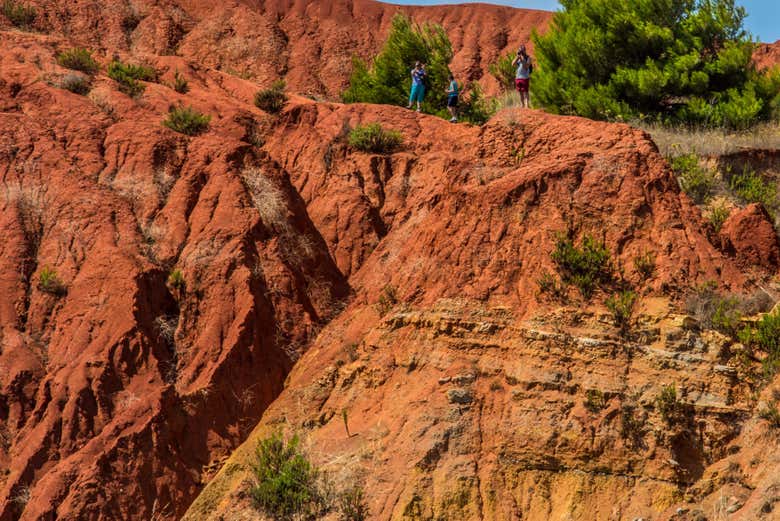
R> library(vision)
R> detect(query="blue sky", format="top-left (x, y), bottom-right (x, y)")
top-left (387, 0), bottom-right (780, 42)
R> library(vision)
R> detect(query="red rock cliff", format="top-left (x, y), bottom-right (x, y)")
top-left (1, 1), bottom-right (779, 521)
top-left (2, 0), bottom-right (551, 99)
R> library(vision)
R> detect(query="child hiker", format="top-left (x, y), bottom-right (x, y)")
top-left (407, 61), bottom-right (426, 112)
top-left (445, 73), bottom-right (458, 122)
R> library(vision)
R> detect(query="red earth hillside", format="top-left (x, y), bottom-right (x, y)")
top-left (0, 0), bottom-right (552, 99)
top-left (2, 2), bottom-right (780, 521)
top-left (185, 101), bottom-right (780, 521)
top-left (755, 40), bottom-right (780, 70)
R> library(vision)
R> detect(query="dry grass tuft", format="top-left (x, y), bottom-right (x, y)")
top-left (11, 485), bottom-right (31, 508)
top-left (240, 167), bottom-right (320, 261)
top-left (154, 314), bottom-right (178, 346)
top-left (240, 167), bottom-right (289, 233)
top-left (2, 182), bottom-right (48, 246)
top-left (639, 121), bottom-right (780, 158)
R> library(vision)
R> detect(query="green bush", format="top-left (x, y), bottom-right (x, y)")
top-left (56, 48), bottom-right (99, 74)
top-left (60, 74), bottom-right (90, 95)
top-left (254, 80), bottom-right (287, 114)
top-left (606, 290), bottom-right (637, 336)
top-left (759, 404), bottom-right (780, 428)
top-left (38, 266), bottom-right (66, 296)
top-left (488, 52), bottom-right (516, 92)
top-left (172, 71), bottom-right (189, 94)
top-left (711, 295), bottom-right (743, 336)
top-left (2, 0), bottom-right (35, 29)
top-left (375, 284), bottom-right (399, 316)
top-left (531, 0), bottom-right (780, 128)
top-left (707, 201), bottom-right (731, 232)
top-left (536, 271), bottom-right (567, 301)
top-left (738, 309), bottom-right (780, 377)
top-left (619, 405), bottom-right (645, 444)
top-left (729, 168), bottom-right (777, 212)
top-left (168, 268), bottom-right (185, 292)
top-left (343, 13), bottom-right (453, 114)
top-left (670, 153), bottom-right (715, 204)
top-left (585, 389), bottom-right (606, 412)
top-left (457, 82), bottom-right (497, 125)
top-left (656, 384), bottom-right (679, 424)
top-left (551, 233), bottom-right (612, 299)
top-left (633, 250), bottom-right (656, 282)
top-left (348, 123), bottom-right (403, 153)
top-left (685, 282), bottom-right (742, 335)
top-left (163, 105), bottom-right (211, 136)
top-left (107, 60), bottom-right (157, 97)
top-left (249, 432), bottom-right (368, 520)
top-left (250, 433), bottom-right (320, 520)
top-left (338, 487), bottom-right (369, 521)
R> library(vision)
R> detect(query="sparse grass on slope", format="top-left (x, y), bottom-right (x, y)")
top-left (641, 122), bottom-right (780, 158)
top-left (254, 80), bottom-right (287, 114)
top-left (2, 0), bottom-right (35, 29)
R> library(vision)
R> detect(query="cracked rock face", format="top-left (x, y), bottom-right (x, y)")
top-left (188, 300), bottom-right (779, 521)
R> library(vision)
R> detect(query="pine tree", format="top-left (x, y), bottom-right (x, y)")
top-left (343, 14), bottom-right (453, 113)
top-left (531, 0), bottom-right (780, 128)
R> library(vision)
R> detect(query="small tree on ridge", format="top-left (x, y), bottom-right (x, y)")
top-left (343, 13), bottom-right (453, 113)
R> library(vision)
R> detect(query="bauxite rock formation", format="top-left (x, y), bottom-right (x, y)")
top-left (2, 1), bottom-right (780, 521)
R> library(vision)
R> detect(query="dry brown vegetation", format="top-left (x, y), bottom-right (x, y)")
top-left (640, 122), bottom-right (780, 158)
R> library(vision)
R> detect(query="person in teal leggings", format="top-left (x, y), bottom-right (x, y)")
top-left (407, 61), bottom-right (426, 112)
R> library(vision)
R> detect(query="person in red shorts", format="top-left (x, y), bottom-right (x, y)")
top-left (512, 45), bottom-right (533, 108)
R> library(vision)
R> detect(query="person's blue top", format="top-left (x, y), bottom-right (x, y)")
top-left (448, 80), bottom-right (458, 96)
top-left (411, 68), bottom-right (426, 86)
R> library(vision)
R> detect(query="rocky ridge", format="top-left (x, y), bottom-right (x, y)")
top-left (0, 0), bottom-right (552, 99)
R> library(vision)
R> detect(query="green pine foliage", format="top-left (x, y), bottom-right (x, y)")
top-left (2, 0), bottom-right (36, 29)
top-left (172, 71), bottom-right (189, 94)
top-left (248, 432), bottom-right (371, 520)
top-left (250, 433), bottom-right (320, 520)
top-left (488, 52), bottom-right (517, 92)
top-left (56, 48), bottom-right (99, 74)
top-left (531, 0), bottom-right (780, 128)
top-left (606, 290), bottom-right (637, 336)
top-left (656, 384), bottom-right (680, 424)
top-left (551, 233), bottom-right (613, 299)
top-left (107, 60), bottom-right (157, 97)
top-left (254, 80), bottom-right (288, 114)
top-left (739, 309), bottom-right (780, 377)
top-left (162, 106), bottom-right (211, 136)
top-left (670, 152), bottom-right (715, 203)
top-left (60, 74), bottom-right (91, 95)
top-left (457, 83), bottom-right (498, 124)
top-left (348, 124), bottom-right (403, 153)
top-left (729, 168), bottom-right (777, 212)
top-left (343, 13), bottom-right (453, 113)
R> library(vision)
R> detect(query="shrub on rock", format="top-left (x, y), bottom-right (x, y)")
top-left (163, 105), bottom-right (211, 136)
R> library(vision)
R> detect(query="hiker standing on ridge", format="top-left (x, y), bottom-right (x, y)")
top-left (408, 61), bottom-right (426, 112)
top-left (445, 72), bottom-right (459, 122)
top-left (512, 45), bottom-right (533, 108)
